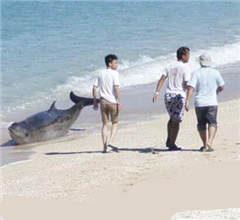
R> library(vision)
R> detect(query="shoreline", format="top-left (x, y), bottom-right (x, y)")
top-left (1, 95), bottom-right (239, 168)
top-left (1, 95), bottom-right (240, 168)
top-left (1, 61), bottom-right (240, 167)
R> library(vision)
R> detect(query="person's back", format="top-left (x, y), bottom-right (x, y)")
top-left (97, 68), bottom-right (119, 104)
top-left (190, 67), bottom-right (223, 107)
top-left (165, 61), bottom-right (191, 97)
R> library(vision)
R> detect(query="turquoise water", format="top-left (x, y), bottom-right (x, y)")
top-left (1, 1), bottom-right (240, 121)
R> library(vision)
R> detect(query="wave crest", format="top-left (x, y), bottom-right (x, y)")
top-left (54, 41), bottom-right (240, 96)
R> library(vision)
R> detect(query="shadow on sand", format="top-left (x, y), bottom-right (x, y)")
top-left (45, 146), bottom-right (200, 156)
top-left (111, 147), bottom-right (200, 153)
top-left (1, 140), bottom-right (17, 147)
top-left (45, 151), bottom-right (103, 155)
top-left (69, 128), bottom-right (86, 132)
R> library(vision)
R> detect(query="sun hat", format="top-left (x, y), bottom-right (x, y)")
top-left (196, 53), bottom-right (213, 67)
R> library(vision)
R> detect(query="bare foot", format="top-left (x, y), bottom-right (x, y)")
top-left (200, 145), bottom-right (214, 152)
top-left (207, 142), bottom-right (214, 151)
top-left (102, 143), bottom-right (107, 153)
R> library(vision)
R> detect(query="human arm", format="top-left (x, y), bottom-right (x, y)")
top-left (92, 85), bottom-right (98, 110)
top-left (217, 86), bottom-right (224, 95)
top-left (185, 86), bottom-right (195, 111)
top-left (113, 71), bottom-right (122, 110)
top-left (216, 72), bottom-right (225, 95)
top-left (114, 85), bottom-right (122, 110)
top-left (152, 75), bottom-right (167, 103)
top-left (185, 71), bottom-right (197, 111)
top-left (183, 64), bottom-right (191, 90)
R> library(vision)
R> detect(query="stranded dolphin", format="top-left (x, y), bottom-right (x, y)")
top-left (8, 92), bottom-right (98, 145)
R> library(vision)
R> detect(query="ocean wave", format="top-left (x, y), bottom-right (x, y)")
top-left (54, 41), bottom-right (240, 96)
top-left (3, 41), bottom-right (240, 115)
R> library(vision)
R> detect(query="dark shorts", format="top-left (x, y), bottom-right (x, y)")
top-left (164, 93), bottom-right (185, 123)
top-left (195, 106), bottom-right (218, 131)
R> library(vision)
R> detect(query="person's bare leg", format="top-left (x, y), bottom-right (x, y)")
top-left (207, 126), bottom-right (216, 149)
top-left (198, 130), bottom-right (207, 149)
top-left (108, 122), bottom-right (118, 146)
top-left (101, 122), bottom-right (108, 152)
top-left (169, 120), bottom-right (180, 146)
top-left (166, 118), bottom-right (172, 146)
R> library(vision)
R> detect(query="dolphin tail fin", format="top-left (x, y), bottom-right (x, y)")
top-left (70, 91), bottom-right (99, 106)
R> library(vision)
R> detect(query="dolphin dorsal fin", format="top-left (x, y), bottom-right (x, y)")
top-left (48, 101), bottom-right (56, 112)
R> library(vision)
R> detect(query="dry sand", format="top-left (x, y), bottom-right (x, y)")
top-left (0, 98), bottom-right (240, 220)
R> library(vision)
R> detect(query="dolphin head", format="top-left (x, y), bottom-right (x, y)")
top-left (8, 122), bottom-right (29, 144)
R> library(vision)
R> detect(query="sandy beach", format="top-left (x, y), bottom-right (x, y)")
top-left (1, 97), bottom-right (240, 219)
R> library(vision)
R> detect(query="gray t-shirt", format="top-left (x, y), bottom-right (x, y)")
top-left (188, 67), bottom-right (225, 107)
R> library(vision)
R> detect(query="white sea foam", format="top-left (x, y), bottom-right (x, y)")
top-left (54, 41), bottom-right (240, 96)
top-left (0, 159), bottom-right (32, 169)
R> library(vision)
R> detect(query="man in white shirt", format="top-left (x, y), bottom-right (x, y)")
top-left (185, 53), bottom-right (225, 152)
top-left (153, 47), bottom-right (191, 151)
top-left (92, 54), bottom-right (122, 153)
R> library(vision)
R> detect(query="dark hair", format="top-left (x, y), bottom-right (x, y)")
top-left (176, 47), bottom-right (190, 60)
top-left (105, 54), bottom-right (118, 67)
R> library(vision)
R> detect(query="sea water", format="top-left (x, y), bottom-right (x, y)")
top-left (1, 0), bottom-right (240, 134)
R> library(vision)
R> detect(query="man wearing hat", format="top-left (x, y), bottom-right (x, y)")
top-left (185, 53), bottom-right (225, 152)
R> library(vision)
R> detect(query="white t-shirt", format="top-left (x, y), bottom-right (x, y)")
top-left (187, 67), bottom-right (225, 107)
top-left (162, 61), bottom-right (191, 98)
top-left (94, 69), bottom-right (120, 104)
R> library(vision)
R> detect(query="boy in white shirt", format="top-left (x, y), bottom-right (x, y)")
top-left (153, 47), bottom-right (191, 151)
top-left (92, 54), bottom-right (122, 153)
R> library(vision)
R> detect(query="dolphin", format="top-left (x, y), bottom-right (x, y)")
top-left (8, 92), bottom-right (98, 145)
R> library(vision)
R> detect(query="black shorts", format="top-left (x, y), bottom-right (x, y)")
top-left (195, 106), bottom-right (218, 131)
